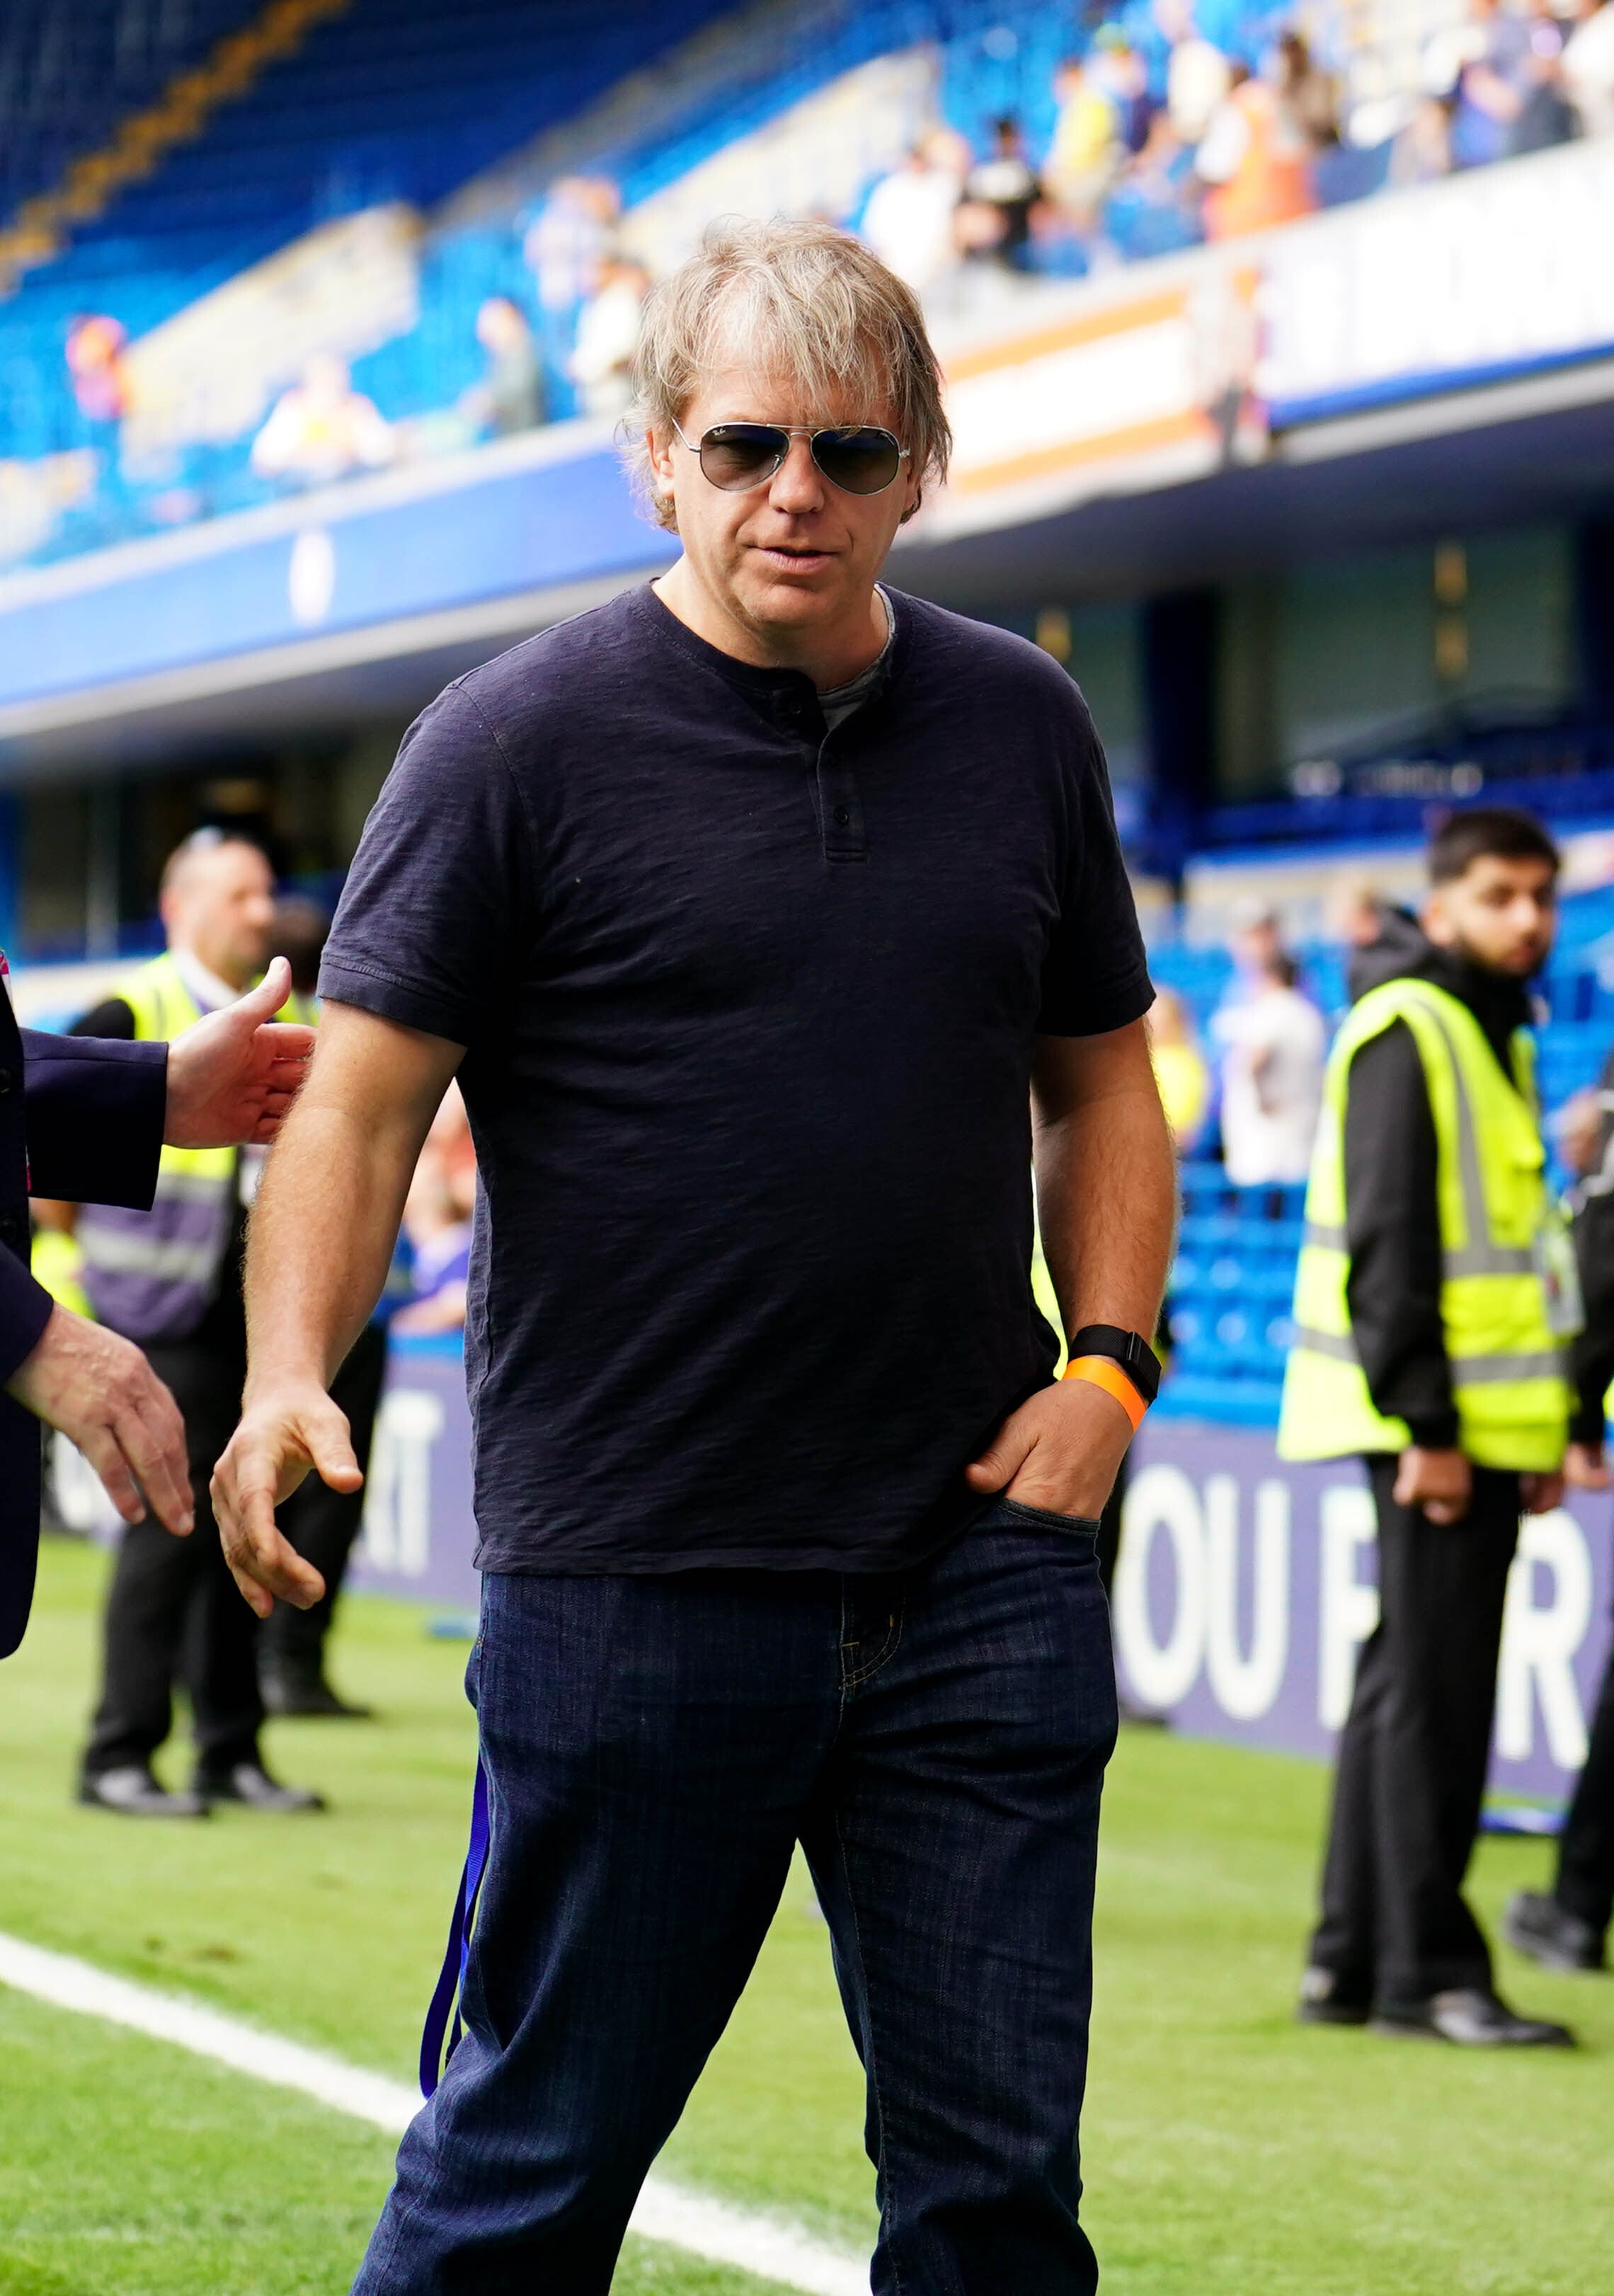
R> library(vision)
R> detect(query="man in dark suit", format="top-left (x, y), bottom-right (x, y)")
top-left (0, 948), bottom-right (312, 1663)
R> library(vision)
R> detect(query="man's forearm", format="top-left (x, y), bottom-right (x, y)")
top-left (242, 1004), bottom-right (461, 1397)
top-left (244, 1100), bottom-right (410, 1394)
top-left (1033, 1026), bottom-right (1176, 1343)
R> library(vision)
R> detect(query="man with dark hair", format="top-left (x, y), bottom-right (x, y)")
top-left (1281, 805), bottom-right (1576, 2045)
top-left (1426, 803), bottom-right (1562, 885)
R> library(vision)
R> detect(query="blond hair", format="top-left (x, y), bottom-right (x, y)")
top-left (623, 216), bottom-right (951, 532)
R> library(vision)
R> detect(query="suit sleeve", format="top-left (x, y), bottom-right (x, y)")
top-left (1341, 1019), bottom-right (1457, 1449)
top-left (0, 1241), bottom-right (54, 1385)
top-left (21, 1025), bottom-right (167, 1209)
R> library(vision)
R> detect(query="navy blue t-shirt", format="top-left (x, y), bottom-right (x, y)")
top-left (320, 582), bottom-right (1152, 1573)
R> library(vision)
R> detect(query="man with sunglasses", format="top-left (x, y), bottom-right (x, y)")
top-left (214, 217), bottom-right (1173, 2296)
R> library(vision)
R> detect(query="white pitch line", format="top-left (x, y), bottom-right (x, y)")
top-left (0, 1930), bottom-right (867, 2296)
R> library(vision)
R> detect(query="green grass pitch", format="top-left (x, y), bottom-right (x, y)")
top-left (0, 1535), bottom-right (1609, 2295)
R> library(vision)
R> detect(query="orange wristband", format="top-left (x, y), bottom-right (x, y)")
top-left (1062, 1355), bottom-right (1148, 1432)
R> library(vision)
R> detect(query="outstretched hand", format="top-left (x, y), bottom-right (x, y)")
top-left (212, 1379), bottom-right (362, 1617)
top-left (966, 1375), bottom-right (1135, 1520)
top-left (164, 956), bottom-right (316, 1149)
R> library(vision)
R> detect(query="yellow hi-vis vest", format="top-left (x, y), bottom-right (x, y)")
top-left (75, 953), bottom-right (238, 1341)
top-left (1277, 977), bottom-right (1571, 1471)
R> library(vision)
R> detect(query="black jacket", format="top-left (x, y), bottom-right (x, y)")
top-left (1567, 1046), bottom-right (1614, 1447)
top-left (1340, 912), bottom-right (1535, 1452)
top-left (1, 969), bottom-right (166, 1658)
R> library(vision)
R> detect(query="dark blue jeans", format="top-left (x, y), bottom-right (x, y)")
top-left (353, 1498), bottom-right (1117, 2295)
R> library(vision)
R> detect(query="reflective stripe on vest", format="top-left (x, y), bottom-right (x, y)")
top-left (1277, 977), bottom-right (1569, 1473)
top-left (76, 954), bottom-right (239, 1344)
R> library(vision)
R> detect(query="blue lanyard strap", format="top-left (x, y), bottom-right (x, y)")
top-left (418, 1754), bottom-right (491, 2097)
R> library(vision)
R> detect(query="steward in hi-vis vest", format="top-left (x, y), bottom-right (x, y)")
top-left (1278, 975), bottom-right (1572, 1472)
top-left (1289, 807), bottom-right (1577, 2050)
top-left (77, 953), bottom-right (238, 1343)
top-left (75, 829), bottom-right (321, 1823)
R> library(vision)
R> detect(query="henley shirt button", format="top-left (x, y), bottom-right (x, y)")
top-left (833, 805), bottom-right (850, 827)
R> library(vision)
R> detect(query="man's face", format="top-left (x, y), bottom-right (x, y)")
top-left (648, 360), bottom-right (920, 653)
top-left (165, 842), bottom-right (275, 989)
top-left (1232, 917), bottom-right (1280, 975)
top-left (1424, 854), bottom-right (1557, 977)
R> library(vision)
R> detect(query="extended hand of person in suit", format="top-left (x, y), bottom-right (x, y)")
top-left (163, 956), bottom-right (314, 1149)
top-left (4, 1304), bottom-right (193, 1536)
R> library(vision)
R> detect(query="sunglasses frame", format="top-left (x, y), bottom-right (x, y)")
top-left (670, 416), bottom-right (910, 497)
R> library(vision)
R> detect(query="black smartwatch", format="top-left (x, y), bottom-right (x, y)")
top-left (1066, 1324), bottom-right (1161, 1405)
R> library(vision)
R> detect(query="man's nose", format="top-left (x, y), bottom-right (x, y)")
top-left (767, 436), bottom-right (825, 512)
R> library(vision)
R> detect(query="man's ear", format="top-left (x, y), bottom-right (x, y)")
top-left (1421, 888), bottom-right (1452, 948)
top-left (646, 423), bottom-right (677, 505)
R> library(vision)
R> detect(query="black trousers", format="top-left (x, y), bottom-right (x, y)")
top-left (261, 1321), bottom-right (388, 1673)
top-left (1311, 1454), bottom-right (1521, 2009)
top-left (1555, 1627), bottom-right (1614, 1936)
top-left (84, 1338), bottom-right (261, 1778)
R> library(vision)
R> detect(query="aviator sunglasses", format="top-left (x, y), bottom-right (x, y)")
top-left (672, 415), bottom-right (909, 497)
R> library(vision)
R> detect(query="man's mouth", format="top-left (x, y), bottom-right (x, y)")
top-left (754, 544), bottom-right (835, 570)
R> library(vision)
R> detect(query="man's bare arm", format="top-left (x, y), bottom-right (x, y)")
top-left (212, 1001), bottom-right (464, 1616)
top-left (966, 1018), bottom-right (1176, 1515)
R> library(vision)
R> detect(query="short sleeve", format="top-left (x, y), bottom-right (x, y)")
top-left (319, 684), bottom-right (532, 1048)
top-left (1036, 703), bottom-right (1153, 1036)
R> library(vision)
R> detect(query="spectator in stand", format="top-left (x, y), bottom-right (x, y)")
top-left (1329, 876), bottom-right (1385, 957)
top-left (1564, 0), bottom-right (1614, 134)
top-left (1198, 56), bottom-right (1319, 239)
top-left (859, 138), bottom-right (964, 297)
top-left (961, 116), bottom-right (1041, 268)
top-left (1389, 91), bottom-right (1457, 185)
top-left (525, 176), bottom-right (619, 315)
top-left (65, 314), bottom-right (127, 424)
top-left (1511, 0), bottom-right (1577, 150)
top-left (1213, 943), bottom-right (1326, 1187)
top-left (1106, 108), bottom-right (1201, 254)
top-left (251, 354), bottom-right (393, 488)
top-left (462, 297), bottom-right (544, 439)
top-left (1043, 54), bottom-right (1125, 231)
top-left (571, 253), bottom-right (650, 419)
top-left (1147, 987), bottom-right (1210, 1150)
top-left (393, 1086), bottom-right (476, 1338)
top-left (1450, 0), bottom-right (1536, 167)
top-left (1163, 0), bottom-right (1235, 145)
top-left (1276, 30), bottom-right (1340, 150)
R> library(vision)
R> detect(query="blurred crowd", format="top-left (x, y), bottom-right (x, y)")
top-left (38, 0), bottom-right (1614, 513)
top-left (863, 0), bottom-right (1614, 290)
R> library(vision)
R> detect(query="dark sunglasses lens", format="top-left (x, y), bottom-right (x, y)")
top-left (699, 425), bottom-right (787, 489)
top-left (812, 429), bottom-right (901, 494)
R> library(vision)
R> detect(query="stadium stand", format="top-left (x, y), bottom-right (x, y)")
top-left (2, 0), bottom-right (1607, 566)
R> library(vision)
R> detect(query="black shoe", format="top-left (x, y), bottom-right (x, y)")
top-left (261, 1664), bottom-right (373, 1720)
top-left (1296, 1966), bottom-right (1371, 2025)
top-left (1504, 1890), bottom-right (1606, 1975)
top-left (79, 1765), bottom-right (208, 1820)
top-left (1372, 1987), bottom-right (1575, 2046)
top-left (195, 1761), bottom-right (325, 1813)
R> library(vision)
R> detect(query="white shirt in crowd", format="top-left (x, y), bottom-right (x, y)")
top-left (860, 158), bottom-right (962, 294)
top-left (1213, 980), bottom-right (1326, 1186)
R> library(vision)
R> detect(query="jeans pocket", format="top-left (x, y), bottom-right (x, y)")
top-left (997, 1496), bottom-right (1102, 1539)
